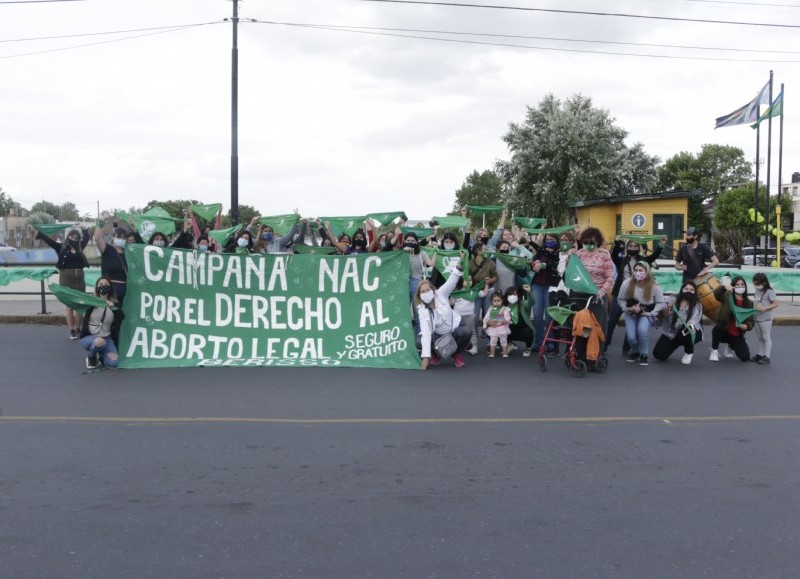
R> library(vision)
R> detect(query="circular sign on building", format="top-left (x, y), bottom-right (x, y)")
top-left (631, 213), bottom-right (647, 228)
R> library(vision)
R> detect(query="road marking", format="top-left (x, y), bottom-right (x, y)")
top-left (2, 415), bottom-right (800, 425)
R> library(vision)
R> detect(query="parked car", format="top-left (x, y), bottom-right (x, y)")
top-left (782, 245), bottom-right (800, 268)
top-left (0, 241), bottom-right (17, 252)
top-left (740, 246), bottom-right (792, 266)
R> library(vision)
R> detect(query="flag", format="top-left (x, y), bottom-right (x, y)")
top-left (32, 223), bottom-right (74, 236)
top-left (320, 216), bottom-right (367, 238)
top-left (715, 80), bottom-right (770, 129)
top-left (466, 205), bottom-right (504, 215)
top-left (729, 294), bottom-right (756, 326)
top-left (132, 214), bottom-right (176, 241)
top-left (50, 283), bottom-right (115, 314)
top-left (512, 217), bottom-right (547, 230)
top-left (190, 203), bottom-right (222, 222)
top-left (400, 226), bottom-right (435, 238)
top-left (451, 280), bottom-right (485, 303)
top-left (259, 214), bottom-right (300, 236)
top-left (533, 224), bottom-right (576, 236)
top-left (208, 224), bottom-right (240, 246)
top-left (367, 211), bottom-right (406, 226)
top-left (432, 216), bottom-right (470, 229)
top-left (751, 89), bottom-right (783, 128)
top-left (564, 256), bottom-right (598, 294)
top-left (420, 245), bottom-right (469, 281)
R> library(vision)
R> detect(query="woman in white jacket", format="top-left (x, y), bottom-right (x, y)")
top-left (415, 261), bottom-right (472, 369)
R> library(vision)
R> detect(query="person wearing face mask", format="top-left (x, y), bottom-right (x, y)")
top-left (223, 230), bottom-right (254, 254)
top-left (95, 213), bottom-right (130, 304)
top-left (653, 281), bottom-right (704, 364)
top-left (79, 277), bottom-right (123, 369)
top-left (415, 262), bottom-right (471, 369)
top-left (750, 272), bottom-right (779, 364)
top-left (617, 261), bottom-right (665, 366)
top-left (396, 232), bottom-right (435, 334)
top-left (574, 228), bottom-right (615, 356)
top-left (250, 215), bottom-right (306, 254)
top-left (529, 233), bottom-right (563, 355)
top-left (607, 236), bottom-right (665, 354)
top-left (34, 225), bottom-right (91, 339)
top-left (468, 242), bottom-right (498, 350)
top-left (504, 285), bottom-right (535, 356)
top-left (675, 226), bottom-right (719, 284)
top-left (709, 276), bottom-right (754, 362)
top-left (195, 235), bottom-right (213, 253)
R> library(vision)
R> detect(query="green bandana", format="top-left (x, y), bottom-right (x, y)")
top-left (512, 217), bottom-right (547, 230)
top-left (367, 211), bottom-right (406, 226)
top-left (190, 203), bottom-right (222, 222)
top-left (466, 205), bottom-right (504, 215)
top-left (259, 214), bottom-right (300, 236)
top-left (432, 216), bottom-right (470, 229)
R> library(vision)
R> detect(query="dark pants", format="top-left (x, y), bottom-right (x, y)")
top-left (711, 323), bottom-right (750, 361)
top-left (508, 322), bottom-right (534, 349)
top-left (572, 295), bottom-right (607, 363)
top-left (606, 298), bottom-right (630, 352)
top-left (653, 332), bottom-right (694, 361)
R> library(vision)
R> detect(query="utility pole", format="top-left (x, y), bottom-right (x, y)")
top-left (230, 0), bottom-right (240, 225)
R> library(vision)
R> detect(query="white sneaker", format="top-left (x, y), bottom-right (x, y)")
top-left (466, 345), bottom-right (478, 356)
top-left (681, 353), bottom-right (693, 365)
top-left (509, 343), bottom-right (518, 352)
top-left (709, 350), bottom-right (719, 362)
top-left (724, 346), bottom-right (735, 359)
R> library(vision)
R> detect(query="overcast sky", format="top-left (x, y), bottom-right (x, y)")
top-left (1, 0), bottom-right (798, 222)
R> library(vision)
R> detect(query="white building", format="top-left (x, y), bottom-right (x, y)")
top-left (781, 172), bottom-right (800, 232)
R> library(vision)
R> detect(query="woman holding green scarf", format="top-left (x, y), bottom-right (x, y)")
top-left (503, 285), bottom-right (535, 356)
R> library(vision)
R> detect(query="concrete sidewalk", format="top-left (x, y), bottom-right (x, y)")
top-left (2, 296), bottom-right (800, 326)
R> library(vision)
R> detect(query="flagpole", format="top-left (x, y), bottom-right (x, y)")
top-left (754, 122), bottom-right (760, 252)
top-left (764, 70), bottom-right (774, 262)
top-left (776, 83), bottom-right (785, 268)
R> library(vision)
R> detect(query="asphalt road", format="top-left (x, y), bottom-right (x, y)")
top-left (3, 324), bottom-right (800, 578)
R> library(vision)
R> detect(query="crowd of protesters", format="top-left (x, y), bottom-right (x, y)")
top-left (41, 206), bottom-right (779, 371)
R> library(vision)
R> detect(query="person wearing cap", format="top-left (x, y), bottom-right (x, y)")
top-left (674, 227), bottom-right (718, 284)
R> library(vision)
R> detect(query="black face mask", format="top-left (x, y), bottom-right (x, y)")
top-left (499, 248), bottom-right (510, 254)
top-left (680, 291), bottom-right (696, 304)
top-left (98, 285), bottom-right (111, 296)
top-left (627, 249), bottom-right (639, 257)
top-left (480, 236), bottom-right (489, 245)
top-left (353, 238), bottom-right (366, 248)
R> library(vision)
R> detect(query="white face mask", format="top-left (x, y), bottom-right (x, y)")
top-left (443, 241), bottom-right (456, 250)
top-left (734, 287), bottom-right (746, 295)
top-left (507, 295), bottom-right (519, 304)
top-left (237, 238), bottom-right (249, 248)
top-left (633, 271), bottom-right (646, 281)
top-left (420, 290), bottom-right (435, 304)
top-left (113, 238), bottom-right (126, 248)
top-left (753, 284), bottom-right (763, 290)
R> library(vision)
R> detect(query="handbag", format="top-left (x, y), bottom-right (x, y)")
top-left (431, 308), bottom-right (458, 358)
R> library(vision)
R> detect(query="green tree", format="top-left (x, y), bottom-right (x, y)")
top-left (28, 211), bottom-right (55, 225)
top-left (143, 199), bottom-right (201, 220)
top-left (221, 204), bottom-right (259, 228)
top-left (497, 93), bottom-right (655, 225)
top-left (30, 200), bottom-right (60, 219)
top-left (451, 170), bottom-right (504, 230)
top-left (714, 184), bottom-right (792, 241)
top-left (0, 188), bottom-right (24, 216)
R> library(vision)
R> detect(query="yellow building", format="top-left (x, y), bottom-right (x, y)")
top-left (571, 190), bottom-right (699, 256)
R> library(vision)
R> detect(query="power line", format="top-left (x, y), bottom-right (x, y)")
top-left (256, 20), bottom-right (800, 56)
top-left (360, 0), bottom-right (800, 29)
top-left (0, 0), bottom-right (85, 3)
top-left (253, 20), bottom-right (800, 62)
top-left (0, 22), bottom-right (222, 44)
top-left (0, 21), bottom-right (223, 59)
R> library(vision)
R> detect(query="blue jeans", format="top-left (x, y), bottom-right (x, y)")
top-left (409, 277), bottom-right (421, 334)
top-left (531, 284), bottom-right (551, 350)
top-left (80, 334), bottom-right (119, 368)
top-left (624, 313), bottom-right (651, 356)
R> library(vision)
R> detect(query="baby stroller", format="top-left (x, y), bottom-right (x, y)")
top-left (537, 294), bottom-right (608, 378)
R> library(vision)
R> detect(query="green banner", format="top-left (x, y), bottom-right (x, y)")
top-left (420, 246), bottom-right (469, 281)
top-left (133, 214), bottom-right (176, 241)
top-left (620, 233), bottom-right (665, 244)
top-left (117, 246), bottom-right (420, 369)
top-left (143, 206), bottom-right (183, 222)
top-left (50, 283), bottom-right (115, 314)
top-left (259, 214), bottom-right (300, 236)
top-left (400, 226), bottom-right (435, 238)
top-left (292, 244), bottom-right (337, 255)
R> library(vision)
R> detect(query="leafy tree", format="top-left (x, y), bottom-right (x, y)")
top-left (30, 200), bottom-right (60, 219)
top-left (656, 151), bottom-right (698, 192)
top-left (713, 183), bottom-right (792, 243)
top-left (220, 204), bottom-right (259, 228)
top-left (143, 199), bottom-right (201, 220)
top-left (28, 211), bottom-right (55, 225)
top-left (0, 188), bottom-right (24, 216)
top-left (451, 170), bottom-right (504, 230)
top-left (497, 93), bottom-right (655, 225)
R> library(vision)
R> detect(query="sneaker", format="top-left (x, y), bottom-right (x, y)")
top-left (709, 350), bottom-right (719, 362)
top-left (639, 354), bottom-right (649, 366)
top-left (70, 329), bottom-right (79, 340)
top-left (509, 343), bottom-right (518, 352)
top-left (681, 353), bottom-right (693, 365)
top-left (429, 354), bottom-right (440, 366)
top-left (85, 354), bottom-right (97, 369)
top-left (750, 355), bottom-right (763, 363)
top-left (522, 348), bottom-right (531, 358)
top-left (453, 353), bottom-right (465, 368)
top-left (757, 356), bottom-right (770, 365)
top-left (627, 352), bottom-right (640, 363)
top-left (488, 352), bottom-right (495, 358)
top-left (724, 346), bottom-right (735, 359)
top-left (502, 351), bottom-right (509, 359)
top-left (466, 345), bottom-right (478, 356)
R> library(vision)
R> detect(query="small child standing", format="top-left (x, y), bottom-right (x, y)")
top-left (751, 272), bottom-right (779, 365)
top-left (483, 291), bottom-right (512, 358)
